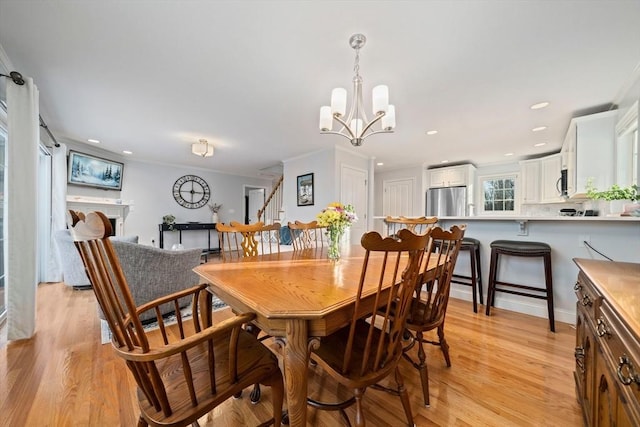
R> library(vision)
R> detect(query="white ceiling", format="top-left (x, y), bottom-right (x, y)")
top-left (1, 1), bottom-right (639, 177)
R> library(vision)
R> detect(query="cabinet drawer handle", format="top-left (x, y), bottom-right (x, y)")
top-left (581, 294), bottom-right (592, 307)
top-left (573, 282), bottom-right (582, 291)
top-left (617, 355), bottom-right (640, 386)
top-left (575, 347), bottom-right (585, 373)
top-left (596, 317), bottom-right (610, 338)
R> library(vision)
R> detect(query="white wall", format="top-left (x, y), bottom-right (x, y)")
top-left (283, 148), bottom-right (334, 224)
top-left (283, 145), bottom-right (374, 227)
top-left (63, 140), bottom-right (272, 248)
top-left (120, 160), bottom-right (272, 247)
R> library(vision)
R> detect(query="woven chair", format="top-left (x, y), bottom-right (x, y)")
top-left (70, 211), bottom-right (283, 427)
top-left (307, 229), bottom-right (430, 427)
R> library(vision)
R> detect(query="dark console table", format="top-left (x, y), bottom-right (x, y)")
top-left (158, 223), bottom-right (219, 255)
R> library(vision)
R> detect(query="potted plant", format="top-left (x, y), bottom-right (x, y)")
top-left (208, 203), bottom-right (222, 223)
top-left (162, 214), bottom-right (176, 231)
top-left (586, 179), bottom-right (639, 215)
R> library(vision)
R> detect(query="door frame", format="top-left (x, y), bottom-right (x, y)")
top-left (242, 185), bottom-right (267, 224)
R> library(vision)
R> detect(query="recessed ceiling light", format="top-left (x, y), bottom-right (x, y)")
top-left (530, 102), bottom-right (550, 110)
top-left (87, 138), bottom-right (100, 143)
top-left (532, 126), bottom-right (547, 132)
top-left (440, 160), bottom-right (449, 164)
top-left (534, 142), bottom-right (547, 147)
top-left (122, 150), bottom-right (133, 155)
top-left (504, 152), bottom-right (514, 156)
top-left (376, 162), bottom-right (384, 166)
top-left (426, 130), bottom-right (438, 135)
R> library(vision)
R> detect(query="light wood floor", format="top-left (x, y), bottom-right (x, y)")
top-left (0, 282), bottom-right (582, 426)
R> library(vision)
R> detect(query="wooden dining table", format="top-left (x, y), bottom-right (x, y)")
top-left (193, 245), bottom-right (439, 427)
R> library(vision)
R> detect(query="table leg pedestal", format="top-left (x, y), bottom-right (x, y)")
top-left (276, 319), bottom-right (319, 427)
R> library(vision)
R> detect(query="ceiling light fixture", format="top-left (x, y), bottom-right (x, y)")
top-left (534, 142), bottom-right (547, 147)
top-left (192, 139), bottom-right (214, 157)
top-left (532, 126), bottom-right (547, 132)
top-left (426, 130), bottom-right (438, 135)
top-left (440, 160), bottom-right (449, 164)
top-left (504, 152), bottom-right (514, 156)
top-left (122, 150), bottom-right (133, 155)
top-left (376, 162), bottom-right (384, 166)
top-left (319, 34), bottom-right (395, 147)
top-left (88, 138), bottom-right (100, 143)
top-left (530, 102), bottom-right (550, 110)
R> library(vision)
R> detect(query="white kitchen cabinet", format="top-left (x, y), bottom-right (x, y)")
top-left (540, 154), bottom-right (563, 203)
top-left (562, 110), bottom-right (617, 198)
top-left (520, 153), bottom-right (563, 204)
top-left (428, 164), bottom-right (476, 188)
top-left (520, 158), bottom-right (541, 204)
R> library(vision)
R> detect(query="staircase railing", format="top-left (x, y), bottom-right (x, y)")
top-left (257, 175), bottom-right (284, 223)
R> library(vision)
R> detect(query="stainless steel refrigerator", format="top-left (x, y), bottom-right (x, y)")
top-left (426, 186), bottom-right (467, 217)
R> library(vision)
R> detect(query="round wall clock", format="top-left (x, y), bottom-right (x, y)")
top-left (172, 175), bottom-right (211, 209)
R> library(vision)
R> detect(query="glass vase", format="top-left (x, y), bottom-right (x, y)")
top-left (327, 226), bottom-right (344, 261)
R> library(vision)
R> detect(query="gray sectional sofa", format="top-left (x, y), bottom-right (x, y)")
top-left (54, 230), bottom-right (203, 321)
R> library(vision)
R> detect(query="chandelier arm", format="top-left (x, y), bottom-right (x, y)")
top-left (359, 112), bottom-right (385, 137)
top-left (333, 114), bottom-right (357, 139)
top-left (321, 130), bottom-right (355, 141)
top-left (362, 129), bottom-right (394, 139)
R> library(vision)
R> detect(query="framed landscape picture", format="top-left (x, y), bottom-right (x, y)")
top-left (68, 150), bottom-right (124, 190)
top-left (297, 173), bottom-right (314, 206)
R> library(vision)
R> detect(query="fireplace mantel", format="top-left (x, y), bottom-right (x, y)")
top-left (66, 196), bottom-right (130, 236)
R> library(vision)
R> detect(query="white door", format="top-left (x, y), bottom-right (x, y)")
top-left (341, 165), bottom-right (368, 244)
top-left (248, 189), bottom-right (265, 224)
top-left (383, 178), bottom-right (415, 217)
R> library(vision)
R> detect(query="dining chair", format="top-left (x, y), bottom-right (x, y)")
top-left (384, 216), bottom-right (438, 239)
top-left (287, 220), bottom-right (325, 250)
top-left (216, 220), bottom-right (282, 403)
top-left (70, 211), bottom-right (283, 427)
top-left (402, 225), bottom-right (466, 407)
top-left (217, 221), bottom-right (281, 260)
top-left (307, 229), bottom-right (430, 427)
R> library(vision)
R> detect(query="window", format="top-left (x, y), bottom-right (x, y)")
top-left (481, 175), bottom-right (516, 214)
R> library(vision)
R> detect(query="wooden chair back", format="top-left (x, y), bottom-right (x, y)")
top-left (408, 225), bottom-right (466, 330)
top-left (287, 220), bottom-right (325, 250)
top-left (339, 229), bottom-right (429, 377)
top-left (70, 211), bottom-right (283, 426)
top-left (384, 216), bottom-right (438, 238)
top-left (217, 221), bottom-right (281, 260)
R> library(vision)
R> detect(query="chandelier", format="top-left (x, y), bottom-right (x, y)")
top-left (319, 34), bottom-right (395, 147)
top-left (191, 139), bottom-right (214, 157)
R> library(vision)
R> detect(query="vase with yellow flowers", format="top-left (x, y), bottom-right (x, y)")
top-left (316, 202), bottom-right (358, 260)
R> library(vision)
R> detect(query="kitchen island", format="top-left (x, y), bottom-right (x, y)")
top-left (435, 216), bottom-right (640, 323)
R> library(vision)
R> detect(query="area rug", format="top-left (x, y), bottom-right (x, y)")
top-left (100, 295), bottom-right (228, 344)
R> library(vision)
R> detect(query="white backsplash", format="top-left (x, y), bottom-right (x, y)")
top-left (521, 202), bottom-right (584, 217)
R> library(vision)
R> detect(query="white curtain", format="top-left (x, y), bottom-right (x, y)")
top-left (46, 143), bottom-right (67, 282)
top-left (6, 76), bottom-right (39, 340)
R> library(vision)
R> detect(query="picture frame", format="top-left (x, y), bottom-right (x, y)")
top-left (68, 150), bottom-right (124, 191)
top-left (297, 173), bottom-right (314, 206)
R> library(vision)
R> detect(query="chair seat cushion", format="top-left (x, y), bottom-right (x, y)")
top-left (490, 240), bottom-right (550, 253)
top-left (461, 237), bottom-right (480, 247)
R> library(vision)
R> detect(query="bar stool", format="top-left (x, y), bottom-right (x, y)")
top-left (450, 237), bottom-right (483, 313)
top-left (485, 240), bottom-right (555, 332)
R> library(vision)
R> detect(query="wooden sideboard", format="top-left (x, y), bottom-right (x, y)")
top-left (573, 258), bottom-right (640, 426)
